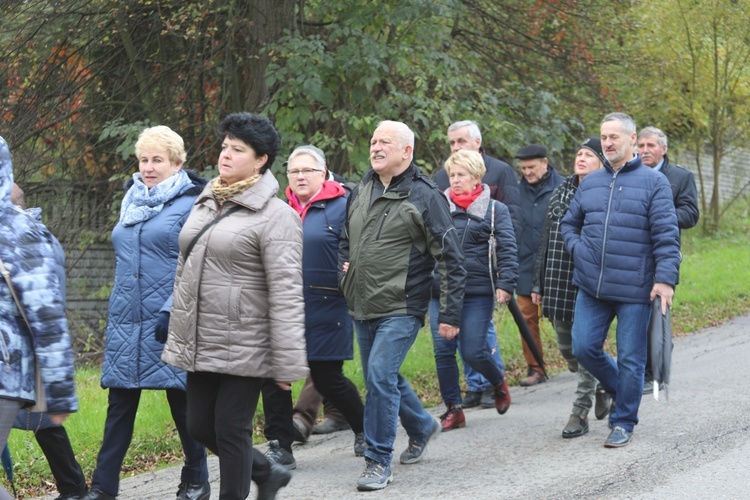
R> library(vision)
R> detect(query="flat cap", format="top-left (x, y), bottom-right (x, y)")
top-left (515, 144), bottom-right (547, 159)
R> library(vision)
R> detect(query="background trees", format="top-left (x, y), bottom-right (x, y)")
top-left (1, 0), bottom-right (748, 228)
top-left (621, 0), bottom-right (750, 231)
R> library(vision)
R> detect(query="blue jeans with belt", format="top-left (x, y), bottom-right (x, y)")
top-left (572, 290), bottom-right (651, 432)
top-left (355, 315), bottom-right (436, 466)
top-left (429, 296), bottom-right (505, 406)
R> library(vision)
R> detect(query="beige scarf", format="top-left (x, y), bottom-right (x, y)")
top-left (211, 174), bottom-right (261, 205)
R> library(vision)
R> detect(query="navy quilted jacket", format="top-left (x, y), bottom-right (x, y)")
top-left (0, 136), bottom-right (77, 413)
top-left (101, 172), bottom-right (205, 389)
top-left (560, 155), bottom-right (680, 303)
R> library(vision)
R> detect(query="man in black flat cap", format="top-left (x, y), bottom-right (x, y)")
top-left (515, 144), bottom-right (563, 386)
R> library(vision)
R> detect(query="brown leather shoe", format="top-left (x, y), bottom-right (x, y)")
top-left (439, 405), bottom-right (466, 431)
top-left (519, 369), bottom-right (545, 387)
top-left (494, 379), bottom-right (511, 415)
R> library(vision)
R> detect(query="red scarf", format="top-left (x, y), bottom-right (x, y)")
top-left (449, 184), bottom-right (482, 210)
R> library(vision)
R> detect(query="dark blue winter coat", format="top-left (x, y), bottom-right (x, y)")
top-left (433, 185), bottom-right (518, 298)
top-left (560, 155), bottom-right (680, 303)
top-left (0, 136), bottom-right (77, 414)
top-left (101, 172), bottom-right (205, 389)
top-left (517, 166), bottom-right (563, 295)
top-left (289, 182), bottom-right (353, 361)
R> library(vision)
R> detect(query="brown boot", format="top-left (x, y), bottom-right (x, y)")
top-left (439, 404), bottom-right (466, 431)
top-left (494, 379), bottom-right (511, 415)
top-left (519, 369), bottom-right (545, 387)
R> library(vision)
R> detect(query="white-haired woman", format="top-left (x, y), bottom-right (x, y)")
top-left (85, 126), bottom-right (209, 500)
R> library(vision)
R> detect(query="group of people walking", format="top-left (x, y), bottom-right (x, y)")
top-left (0, 109), bottom-right (696, 499)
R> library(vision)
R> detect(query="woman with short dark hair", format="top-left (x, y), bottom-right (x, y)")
top-left (162, 112), bottom-right (308, 500)
top-left (85, 125), bottom-right (209, 500)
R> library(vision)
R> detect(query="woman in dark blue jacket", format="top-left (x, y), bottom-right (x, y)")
top-left (262, 145), bottom-right (365, 468)
top-left (85, 126), bottom-right (209, 500)
top-left (429, 150), bottom-right (518, 431)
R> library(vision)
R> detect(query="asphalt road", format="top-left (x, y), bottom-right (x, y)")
top-left (37, 313), bottom-right (750, 499)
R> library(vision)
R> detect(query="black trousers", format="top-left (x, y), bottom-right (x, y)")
top-left (34, 425), bottom-right (87, 496)
top-left (187, 372), bottom-right (270, 500)
top-left (261, 379), bottom-right (295, 453)
top-left (91, 388), bottom-right (208, 496)
top-left (308, 360), bottom-right (364, 434)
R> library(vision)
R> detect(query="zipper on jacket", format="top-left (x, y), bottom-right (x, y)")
top-left (375, 211), bottom-right (388, 240)
top-left (596, 171), bottom-right (619, 296)
top-left (309, 285), bottom-right (339, 292)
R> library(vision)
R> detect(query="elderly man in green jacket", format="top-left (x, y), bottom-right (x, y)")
top-left (339, 120), bottom-right (466, 492)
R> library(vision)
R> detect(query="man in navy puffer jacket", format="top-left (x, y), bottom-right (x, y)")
top-left (560, 113), bottom-right (680, 449)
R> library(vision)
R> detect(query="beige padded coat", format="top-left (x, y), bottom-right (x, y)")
top-left (161, 170), bottom-right (308, 382)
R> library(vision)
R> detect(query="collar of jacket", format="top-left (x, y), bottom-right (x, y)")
top-left (197, 169), bottom-right (279, 212)
top-left (363, 162), bottom-right (418, 199)
top-left (445, 184), bottom-right (491, 218)
top-left (603, 154), bottom-right (644, 175)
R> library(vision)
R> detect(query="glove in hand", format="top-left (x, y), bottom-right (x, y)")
top-left (155, 311), bottom-right (170, 344)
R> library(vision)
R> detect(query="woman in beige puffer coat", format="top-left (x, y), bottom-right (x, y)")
top-left (162, 112), bottom-right (307, 500)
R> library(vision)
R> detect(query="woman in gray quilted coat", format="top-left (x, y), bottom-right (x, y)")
top-left (162, 112), bottom-right (308, 500)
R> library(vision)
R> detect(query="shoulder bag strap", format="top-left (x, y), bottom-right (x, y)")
top-left (183, 205), bottom-right (243, 260)
top-left (0, 257), bottom-right (34, 337)
top-left (488, 201), bottom-right (498, 284)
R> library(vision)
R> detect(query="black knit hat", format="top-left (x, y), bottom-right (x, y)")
top-left (577, 137), bottom-right (606, 165)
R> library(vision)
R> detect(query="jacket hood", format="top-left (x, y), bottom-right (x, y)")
top-left (0, 137), bottom-right (14, 210)
top-left (286, 180), bottom-right (346, 218)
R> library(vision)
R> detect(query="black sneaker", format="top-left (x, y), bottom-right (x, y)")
top-left (176, 481), bottom-right (210, 500)
top-left (462, 391), bottom-right (482, 408)
top-left (356, 457), bottom-right (393, 491)
top-left (264, 440), bottom-right (297, 470)
top-left (256, 462), bottom-right (292, 500)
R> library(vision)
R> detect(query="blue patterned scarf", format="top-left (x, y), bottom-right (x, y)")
top-left (119, 169), bottom-right (193, 226)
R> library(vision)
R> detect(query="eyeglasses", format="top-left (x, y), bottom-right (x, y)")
top-left (287, 168), bottom-right (324, 177)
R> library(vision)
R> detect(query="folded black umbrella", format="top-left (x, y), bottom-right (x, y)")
top-left (506, 297), bottom-right (547, 379)
top-left (648, 296), bottom-right (672, 401)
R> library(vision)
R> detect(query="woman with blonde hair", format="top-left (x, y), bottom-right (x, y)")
top-left (85, 126), bottom-right (209, 500)
top-left (429, 149), bottom-right (518, 431)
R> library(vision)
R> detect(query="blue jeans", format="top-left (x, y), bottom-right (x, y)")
top-left (429, 297), bottom-right (504, 406)
top-left (463, 322), bottom-right (505, 392)
top-left (355, 315), bottom-right (436, 466)
top-left (571, 290), bottom-right (651, 432)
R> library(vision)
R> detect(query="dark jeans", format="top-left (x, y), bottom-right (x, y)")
top-left (309, 360), bottom-right (364, 433)
top-left (35, 425), bottom-right (87, 496)
top-left (261, 379), bottom-right (295, 453)
top-left (187, 372), bottom-right (270, 500)
top-left (91, 388), bottom-right (208, 496)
